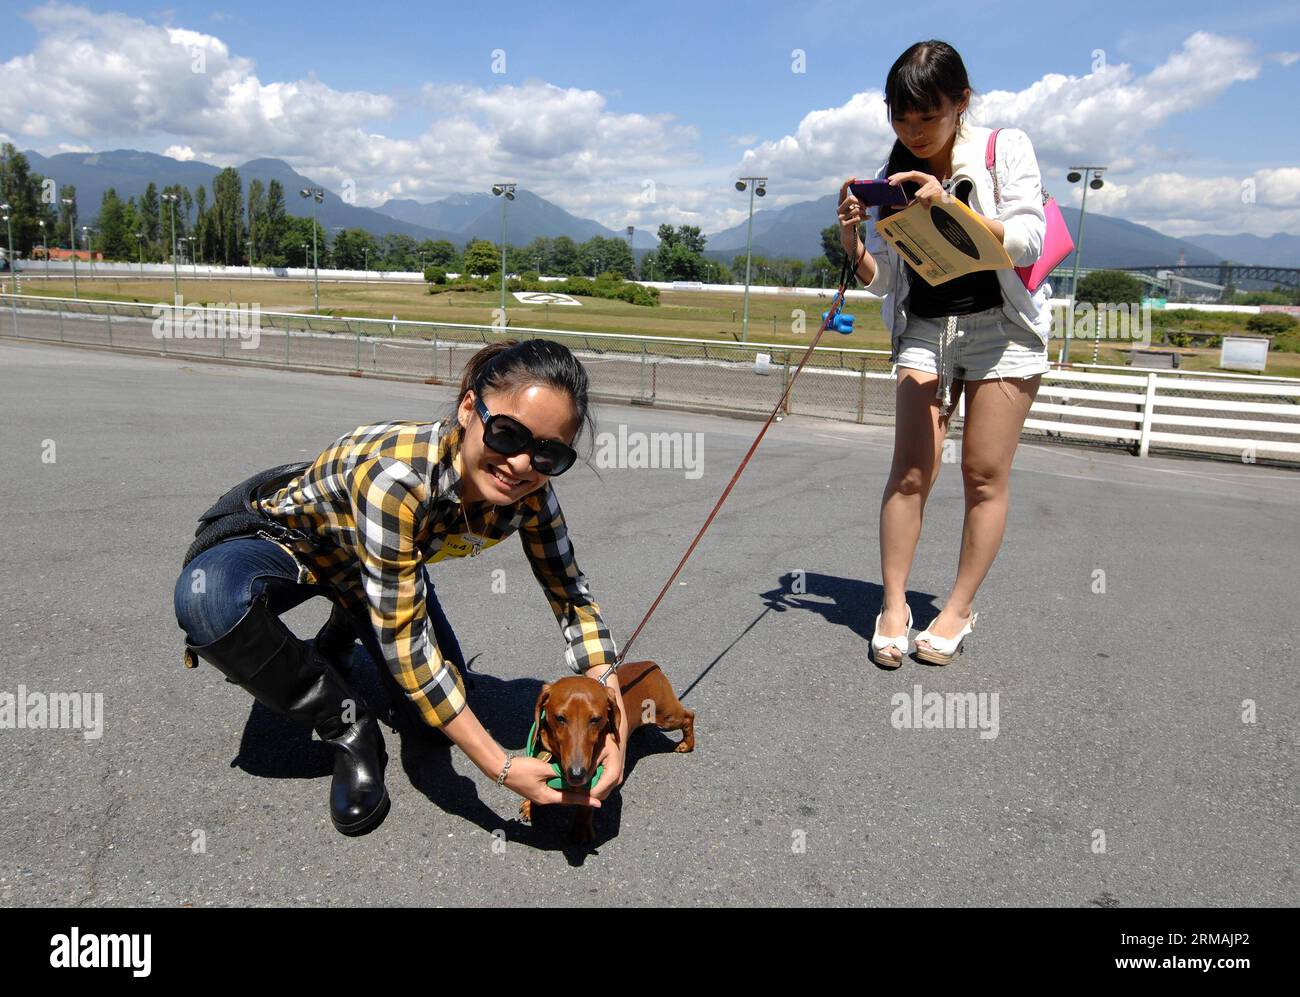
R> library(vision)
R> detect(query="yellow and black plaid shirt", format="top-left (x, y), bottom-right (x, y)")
top-left (251, 419), bottom-right (618, 727)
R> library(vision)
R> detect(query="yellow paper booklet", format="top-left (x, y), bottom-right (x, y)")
top-left (873, 195), bottom-right (1013, 286)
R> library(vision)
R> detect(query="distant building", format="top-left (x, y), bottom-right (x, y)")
top-left (31, 246), bottom-right (103, 262)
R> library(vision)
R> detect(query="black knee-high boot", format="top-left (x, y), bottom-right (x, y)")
top-left (313, 600), bottom-right (361, 671)
top-left (186, 594), bottom-right (390, 836)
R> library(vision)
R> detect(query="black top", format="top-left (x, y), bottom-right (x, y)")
top-left (903, 181), bottom-right (1003, 318)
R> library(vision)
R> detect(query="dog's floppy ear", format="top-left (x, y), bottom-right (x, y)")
top-left (533, 683), bottom-right (552, 753)
top-left (604, 684), bottom-right (623, 744)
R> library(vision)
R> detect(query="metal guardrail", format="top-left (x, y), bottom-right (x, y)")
top-left (3, 294), bottom-right (1298, 463)
top-left (0, 293), bottom-right (899, 425)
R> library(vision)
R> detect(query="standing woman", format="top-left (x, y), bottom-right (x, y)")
top-left (173, 339), bottom-right (627, 834)
top-left (837, 40), bottom-right (1052, 667)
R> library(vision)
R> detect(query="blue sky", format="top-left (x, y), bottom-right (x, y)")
top-left (2, 0), bottom-right (1297, 236)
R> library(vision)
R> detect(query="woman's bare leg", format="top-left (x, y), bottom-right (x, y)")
top-left (918, 374), bottom-right (1040, 646)
top-left (877, 369), bottom-right (955, 661)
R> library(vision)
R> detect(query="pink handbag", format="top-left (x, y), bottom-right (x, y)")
top-left (987, 128), bottom-right (1074, 293)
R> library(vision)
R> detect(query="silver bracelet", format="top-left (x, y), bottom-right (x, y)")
top-left (496, 753), bottom-right (514, 787)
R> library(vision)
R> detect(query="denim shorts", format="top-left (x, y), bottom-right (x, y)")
top-left (896, 305), bottom-right (1049, 382)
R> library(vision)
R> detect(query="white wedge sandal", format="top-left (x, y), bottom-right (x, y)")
top-left (914, 611), bottom-right (978, 666)
top-left (870, 606), bottom-right (913, 669)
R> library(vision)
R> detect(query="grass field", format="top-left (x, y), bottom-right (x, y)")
top-left (10, 275), bottom-right (1300, 377)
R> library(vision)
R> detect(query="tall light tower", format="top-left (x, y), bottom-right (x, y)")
top-left (735, 176), bottom-right (767, 344)
top-left (162, 191), bottom-right (181, 298)
top-left (1063, 165), bottom-right (1107, 366)
top-left (62, 196), bottom-right (78, 298)
top-left (81, 226), bottom-right (94, 278)
top-left (299, 187), bottom-right (324, 313)
top-left (626, 225), bottom-right (634, 279)
top-left (491, 183), bottom-right (516, 315)
top-left (0, 204), bottom-right (14, 295)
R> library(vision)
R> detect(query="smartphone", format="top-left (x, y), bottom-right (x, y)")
top-left (849, 179), bottom-right (909, 208)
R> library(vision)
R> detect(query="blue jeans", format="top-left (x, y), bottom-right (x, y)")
top-left (173, 537), bottom-right (466, 674)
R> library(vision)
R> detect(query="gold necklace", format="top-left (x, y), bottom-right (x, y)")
top-left (460, 500), bottom-right (483, 557)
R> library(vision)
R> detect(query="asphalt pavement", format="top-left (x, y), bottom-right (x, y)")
top-left (1, 338), bottom-right (1295, 906)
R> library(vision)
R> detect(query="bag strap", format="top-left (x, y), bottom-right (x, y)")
top-left (986, 127), bottom-right (1003, 209)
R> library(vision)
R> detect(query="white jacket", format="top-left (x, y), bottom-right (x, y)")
top-left (861, 123), bottom-right (1053, 359)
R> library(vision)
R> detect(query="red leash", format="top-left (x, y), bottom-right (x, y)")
top-left (600, 258), bottom-right (861, 681)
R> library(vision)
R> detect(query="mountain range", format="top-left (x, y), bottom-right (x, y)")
top-left (19, 148), bottom-right (1299, 269)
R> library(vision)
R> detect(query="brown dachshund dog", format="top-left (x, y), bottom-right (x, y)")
top-left (519, 660), bottom-right (694, 843)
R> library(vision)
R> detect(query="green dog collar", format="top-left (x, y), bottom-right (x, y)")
top-left (526, 712), bottom-right (604, 791)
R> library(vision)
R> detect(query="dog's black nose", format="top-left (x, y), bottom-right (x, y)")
top-left (566, 764), bottom-right (588, 787)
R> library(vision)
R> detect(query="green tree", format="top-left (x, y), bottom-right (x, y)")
top-left (807, 254), bottom-right (832, 287)
top-left (522, 236), bottom-right (553, 274)
top-left (210, 167), bottom-right (244, 265)
top-left (0, 144), bottom-right (58, 258)
top-left (379, 232), bottom-right (417, 271)
top-left (121, 198), bottom-right (146, 263)
top-left (551, 235), bottom-right (579, 275)
top-left (577, 235), bottom-right (633, 278)
top-left (820, 224), bottom-right (847, 272)
top-left (1076, 270), bottom-right (1144, 308)
top-left (423, 239), bottom-right (458, 267)
top-left (140, 182), bottom-right (160, 247)
top-left (262, 179), bottom-right (287, 263)
top-left (648, 224), bottom-right (708, 281)
top-left (247, 179), bottom-right (264, 263)
top-left (193, 185), bottom-right (209, 263)
top-left (463, 238), bottom-right (500, 277)
top-left (332, 227), bottom-right (379, 270)
top-left (283, 215), bottom-right (327, 268)
top-left (95, 188), bottom-right (132, 259)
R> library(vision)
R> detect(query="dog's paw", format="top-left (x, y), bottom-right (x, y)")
top-left (518, 799), bottom-right (533, 823)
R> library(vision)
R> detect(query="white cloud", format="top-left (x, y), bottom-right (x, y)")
top-left (0, 10), bottom-right (1287, 241)
top-left (0, 3), bottom-right (393, 167)
top-left (735, 31), bottom-right (1279, 237)
top-left (0, 5), bottom-right (700, 227)
top-left (1076, 168), bottom-right (1300, 237)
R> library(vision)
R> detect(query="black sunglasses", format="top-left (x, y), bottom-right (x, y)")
top-left (473, 394), bottom-right (577, 476)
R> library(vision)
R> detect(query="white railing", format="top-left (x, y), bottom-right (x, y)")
top-left (1025, 369), bottom-right (1300, 458)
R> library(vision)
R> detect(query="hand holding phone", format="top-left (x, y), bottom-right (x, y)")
top-left (848, 178), bottom-right (909, 208)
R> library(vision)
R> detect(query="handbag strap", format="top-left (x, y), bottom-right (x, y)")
top-left (985, 127), bottom-right (1003, 209)
top-left (988, 126), bottom-right (1053, 206)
